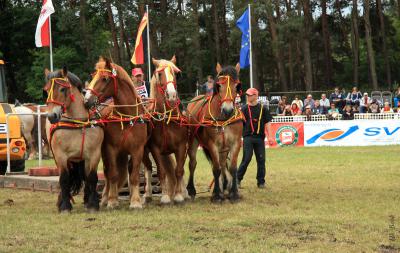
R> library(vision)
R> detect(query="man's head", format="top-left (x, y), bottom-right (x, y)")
top-left (330, 103), bottom-right (336, 109)
top-left (321, 93), bottom-right (326, 100)
top-left (334, 87), bottom-right (339, 93)
top-left (384, 101), bottom-right (390, 108)
top-left (306, 94), bottom-right (312, 100)
top-left (131, 68), bottom-right (144, 83)
top-left (207, 75), bottom-right (214, 83)
top-left (246, 88), bottom-right (259, 104)
top-left (363, 92), bottom-right (368, 98)
top-left (314, 100), bottom-right (320, 107)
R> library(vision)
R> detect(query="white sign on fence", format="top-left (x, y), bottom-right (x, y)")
top-left (304, 120), bottom-right (400, 147)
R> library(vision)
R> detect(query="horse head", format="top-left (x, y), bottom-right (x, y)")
top-left (152, 55), bottom-right (181, 107)
top-left (43, 66), bottom-right (82, 124)
top-left (214, 63), bottom-right (241, 119)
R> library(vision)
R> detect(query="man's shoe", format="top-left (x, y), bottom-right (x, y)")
top-left (257, 183), bottom-right (265, 189)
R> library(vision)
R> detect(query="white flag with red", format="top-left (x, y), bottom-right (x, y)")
top-left (35, 0), bottom-right (55, 47)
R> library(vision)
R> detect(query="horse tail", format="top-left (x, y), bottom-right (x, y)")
top-left (70, 161), bottom-right (85, 196)
top-left (202, 147), bottom-right (212, 164)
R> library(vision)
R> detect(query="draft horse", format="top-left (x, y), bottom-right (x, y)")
top-left (84, 57), bottom-right (150, 209)
top-left (43, 67), bottom-right (104, 212)
top-left (146, 56), bottom-right (188, 204)
top-left (186, 63), bottom-right (243, 203)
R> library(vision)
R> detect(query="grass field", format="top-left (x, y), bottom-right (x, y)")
top-left (1, 146), bottom-right (400, 252)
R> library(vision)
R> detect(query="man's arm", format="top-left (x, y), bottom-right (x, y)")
top-left (263, 105), bottom-right (273, 123)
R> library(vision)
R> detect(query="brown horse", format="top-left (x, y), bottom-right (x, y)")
top-left (186, 63), bottom-right (243, 203)
top-left (84, 57), bottom-right (149, 209)
top-left (43, 67), bottom-right (104, 212)
top-left (146, 56), bottom-right (188, 204)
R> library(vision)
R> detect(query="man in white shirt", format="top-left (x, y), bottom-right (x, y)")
top-left (359, 92), bottom-right (372, 113)
top-left (319, 93), bottom-right (330, 114)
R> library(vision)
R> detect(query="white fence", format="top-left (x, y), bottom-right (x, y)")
top-left (272, 114), bottom-right (342, 122)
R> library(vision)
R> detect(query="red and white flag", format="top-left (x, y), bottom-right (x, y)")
top-left (35, 0), bottom-right (55, 47)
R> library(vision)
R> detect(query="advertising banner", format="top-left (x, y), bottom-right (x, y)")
top-left (266, 122), bottom-right (304, 147)
top-left (304, 120), bottom-right (400, 146)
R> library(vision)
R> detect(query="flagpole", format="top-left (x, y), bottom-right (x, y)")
top-left (49, 15), bottom-right (54, 71)
top-left (248, 4), bottom-right (253, 88)
top-left (146, 5), bottom-right (151, 80)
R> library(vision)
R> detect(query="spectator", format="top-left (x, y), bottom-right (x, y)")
top-left (131, 68), bottom-right (150, 99)
top-left (281, 96), bottom-right (288, 105)
top-left (394, 87), bottom-right (400, 107)
top-left (394, 101), bottom-right (400, 113)
top-left (276, 101), bottom-right (285, 115)
top-left (342, 105), bottom-right (354, 120)
top-left (359, 92), bottom-right (372, 113)
top-left (346, 87), bottom-right (362, 106)
top-left (280, 105), bottom-right (292, 116)
top-left (291, 95), bottom-right (303, 111)
top-left (197, 75), bottom-right (214, 95)
top-left (304, 105), bottom-right (313, 121)
top-left (291, 103), bottom-right (302, 115)
top-left (319, 93), bottom-right (330, 114)
top-left (303, 94), bottom-right (315, 111)
top-left (329, 87), bottom-right (345, 112)
top-left (311, 100), bottom-right (323, 115)
top-left (381, 102), bottom-right (393, 113)
top-left (369, 99), bottom-right (380, 113)
top-left (328, 103), bottom-right (340, 119)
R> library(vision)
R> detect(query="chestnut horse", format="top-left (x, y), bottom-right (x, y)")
top-left (186, 63), bottom-right (243, 203)
top-left (84, 57), bottom-right (150, 209)
top-left (43, 67), bottom-right (104, 212)
top-left (146, 56), bottom-right (188, 204)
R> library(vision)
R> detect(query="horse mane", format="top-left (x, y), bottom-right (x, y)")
top-left (46, 70), bottom-right (83, 92)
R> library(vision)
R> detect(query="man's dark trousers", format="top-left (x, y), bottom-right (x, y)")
top-left (237, 135), bottom-right (266, 185)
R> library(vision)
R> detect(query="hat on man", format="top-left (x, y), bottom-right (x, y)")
top-left (245, 88), bottom-right (259, 96)
top-left (132, 68), bottom-right (144, 77)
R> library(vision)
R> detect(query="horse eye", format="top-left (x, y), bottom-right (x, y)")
top-left (60, 87), bottom-right (66, 93)
top-left (102, 77), bottom-right (108, 82)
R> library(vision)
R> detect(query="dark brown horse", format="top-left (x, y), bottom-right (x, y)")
top-left (186, 63), bottom-right (243, 203)
top-left (84, 57), bottom-right (150, 209)
top-left (146, 56), bottom-right (188, 204)
top-left (43, 67), bottom-right (104, 212)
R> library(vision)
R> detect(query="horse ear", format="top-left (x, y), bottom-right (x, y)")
top-left (171, 55), bottom-right (176, 64)
top-left (104, 58), bottom-right (112, 70)
top-left (62, 66), bottom-right (68, 77)
top-left (152, 58), bottom-right (160, 67)
top-left (216, 63), bottom-right (222, 74)
top-left (235, 63), bottom-right (241, 74)
top-left (85, 81), bottom-right (89, 88)
top-left (44, 68), bottom-right (50, 77)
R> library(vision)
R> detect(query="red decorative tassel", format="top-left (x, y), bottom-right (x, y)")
top-left (69, 94), bottom-right (75, 102)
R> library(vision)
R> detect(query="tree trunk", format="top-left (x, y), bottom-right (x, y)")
top-left (285, 0), bottom-right (294, 90)
top-left (105, 0), bottom-right (121, 64)
top-left (219, 0), bottom-right (229, 62)
top-left (80, 0), bottom-right (91, 68)
top-left (377, 0), bottom-right (392, 89)
top-left (351, 0), bottom-right (359, 85)
top-left (266, 0), bottom-right (288, 91)
top-left (212, 0), bottom-right (221, 63)
top-left (321, 0), bottom-right (333, 86)
top-left (364, 0), bottom-right (378, 90)
top-left (115, 0), bottom-right (131, 67)
top-left (301, 0), bottom-right (313, 91)
top-left (191, 0), bottom-right (203, 82)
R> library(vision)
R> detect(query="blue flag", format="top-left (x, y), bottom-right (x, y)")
top-left (236, 8), bottom-right (250, 69)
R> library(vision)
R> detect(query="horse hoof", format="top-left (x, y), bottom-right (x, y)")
top-left (86, 207), bottom-right (99, 213)
top-left (129, 202), bottom-right (143, 209)
top-left (59, 209), bottom-right (71, 214)
top-left (174, 194), bottom-right (185, 204)
top-left (144, 196), bottom-right (153, 203)
top-left (106, 201), bottom-right (119, 210)
top-left (100, 198), bottom-right (108, 207)
top-left (211, 195), bottom-right (223, 204)
top-left (229, 193), bottom-right (240, 203)
top-left (160, 195), bottom-right (172, 205)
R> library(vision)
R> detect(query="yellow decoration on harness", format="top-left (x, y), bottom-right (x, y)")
top-left (256, 103), bottom-right (263, 134)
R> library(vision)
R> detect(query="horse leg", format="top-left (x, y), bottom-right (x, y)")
top-left (129, 147), bottom-right (144, 209)
top-left (173, 146), bottom-right (186, 203)
top-left (104, 150), bottom-right (121, 209)
top-left (84, 162), bottom-right (100, 213)
top-left (227, 141), bottom-right (241, 203)
top-left (150, 147), bottom-right (171, 205)
top-left (100, 164), bottom-right (109, 207)
top-left (218, 151), bottom-right (230, 197)
top-left (57, 164), bottom-right (72, 213)
top-left (142, 150), bottom-right (153, 203)
top-left (207, 147), bottom-right (223, 203)
top-left (187, 139), bottom-right (199, 200)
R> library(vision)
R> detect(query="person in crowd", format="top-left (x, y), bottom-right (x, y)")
top-left (394, 87), bottom-right (400, 108)
top-left (304, 105), bottom-right (313, 121)
top-left (394, 101), bottom-right (400, 113)
top-left (291, 95), bottom-right (303, 111)
top-left (281, 96), bottom-right (288, 105)
top-left (329, 87), bottom-right (345, 113)
top-left (359, 92), bottom-right (372, 113)
top-left (311, 100), bottom-right (322, 115)
top-left (369, 99), bottom-right (380, 113)
top-left (303, 94), bottom-right (315, 111)
top-left (342, 105), bottom-right (354, 120)
top-left (346, 86), bottom-right (362, 106)
top-left (381, 101), bottom-right (393, 113)
top-left (291, 103), bottom-right (302, 115)
top-left (237, 88), bottom-right (273, 189)
top-left (319, 93), bottom-right (330, 114)
top-left (280, 105), bottom-right (292, 116)
top-left (131, 68), bottom-right (150, 97)
top-left (197, 75), bottom-right (214, 95)
top-left (276, 101), bottom-right (286, 115)
top-left (328, 103), bottom-right (340, 119)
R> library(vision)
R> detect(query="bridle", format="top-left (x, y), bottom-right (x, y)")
top-left (215, 75), bottom-right (241, 105)
top-left (154, 64), bottom-right (180, 108)
top-left (87, 68), bottom-right (118, 102)
top-left (46, 77), bottom-right (74, 112)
